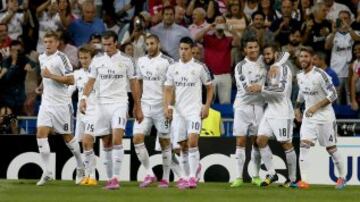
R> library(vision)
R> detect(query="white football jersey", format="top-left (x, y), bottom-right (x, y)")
top-left (70, 68), bottom-right (97, 114)
top-left (297, 67), bottom-right (337, 123)
top-left (262, 64), bottom-right (294, 119)
top-left (89, 51), bottom-right (136, 104)
top-left (330, 32), bottom-right (354, 78)
top-left (234, 52), bottom-right (290, 108)
top-left (39, 50), bottom-right (73, 106)
top-left (234, 57), bottom-right (267, 107)
top-left (136, 53), bottom-right (174, 107)
top-left (165, 58), bottom-right (213, 116)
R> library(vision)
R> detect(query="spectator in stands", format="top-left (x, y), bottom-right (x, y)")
top-left (150, 6), bottom-right (190, 60)
top-left (281, 28), bottom-right (303, 103)
top-left (57, 0), bottom-right (77, 27)
top-left (67, 0), bottom-right (105, 47)
top-left (58, 30), bottom-right (78, 69)
top-left (0, 23), bottom-right (11, 50)
top-left (195, 15), bottom-right (240, 104)
top-left (120, 42), bottom-right (134, 57)
top-left (121, 15), bottom-right (147, 59)
top-left (113, 0), bottom-right (135, 22)
top-left (281, 29), bottom-right (303, 74)
top-left (225, 0), bottom-right (248, 38)
top-left (192, 42), bottom-right (203, 61)
top-left (103, 11), bottom-right (120, 34)
top-left (325, 10), bottom-right (360, 104)
top-left (36, 0), bottom-right (63, 53)
top-left (257, 0), bottom-right (277, 28)
top-left (226, 0), bottom-right (248, 65)
top-left (270, 0), bottom-right (301, 46)
top-left (298, 0), bottom-right (313, 22)
top-left (1, 40), bottom-right (36, 115)
top-left (189, 7), bottom-right (208, 39)
top-left (313, 51), bottom-right (340, 90)
top-left (302, 2), bottom-right (332, 51)
top-left (323, 0), bottom-right (354, 22)
top-left (186, 0), bottom-right (220, 21)
top-left (350, 42), bottom-right (360, 111)
top-left (0, 0), bottom-right (29, 40)
top-left (88, 33), bottom-right (102, 51)
top-left (243, 0), bottom-right (258, 20)
top-left (175, 5), bottom-right (188, 27)
top-left (247, 11), bottom-right (274, 48)
top-left (0, 105), bottom-right (18, 134)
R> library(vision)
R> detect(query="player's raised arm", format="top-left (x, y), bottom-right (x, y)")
top-left (273, 51), bottom-right (290, 66)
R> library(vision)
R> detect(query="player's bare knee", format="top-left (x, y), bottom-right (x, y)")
top-left (256, 135), bottom-right (268, 148)
top-left (36, 127), bottom-right (50, 138)
top-left (159, 138), bottom-right (170, 149)
top-left (281, 142), bottom-right (293, 151)
top-left (102, 135), bottom-right (113, 148)
top-left (62, 134), bottom-right (74, 143)
top-left (83, 135), bottom-right (94, 150)
top-left (132, 134), bottom-right (144, 145)
top-left (236, 136), bottom-right (246, 147)
top-left (300, 140), bottom-right (313, 148)
top-left (326, 145), bottom-right (337, 154)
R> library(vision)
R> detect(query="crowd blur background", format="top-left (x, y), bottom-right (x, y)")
top-left (0, 0), bottom-right (359, 135)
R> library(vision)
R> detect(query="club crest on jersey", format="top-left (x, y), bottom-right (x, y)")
top-left (175, 71), bottom-right (179, 75)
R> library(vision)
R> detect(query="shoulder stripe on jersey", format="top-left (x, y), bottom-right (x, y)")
top-left (57, 52), bottom-right (72, 74)
top-left (236, 60), bottom-right (246, 75)
top-left (194, 59), bottom-right (214, 81)
top-left (314, 67), bottom-right (330, 83)
top-left (120, 51), bottom-right (132, 60)
top-left (314, 67), bottom-right (337, 102)
top-left (160, 54), bottom-right (175, 64)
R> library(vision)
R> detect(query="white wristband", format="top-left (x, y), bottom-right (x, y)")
top-left (81, 95), bottom-right (88, 101)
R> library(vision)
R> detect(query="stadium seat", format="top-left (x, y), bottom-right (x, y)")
top-left (333, 104), bottom-right (359, 119)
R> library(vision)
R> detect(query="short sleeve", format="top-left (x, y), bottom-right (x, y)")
top-left (200, 64), bottom-right (213, 85)
top-left (89, 59), bottom-right (98, 78)
top-left (58, 54), bottom-right (73, 76)
top-left (126, 58), bottom-right (136, 79)
top-left (164, 65), bottom-right (175, 86)
top-left (135, 59), bottom-right (142, 79)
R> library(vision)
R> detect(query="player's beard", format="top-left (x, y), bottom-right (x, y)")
top-left (300, 60), bottom-right (311, 70)
top-left (148, 46), bottom-right (159, 57)
top-left (264, 58), bottom-right (275, 66)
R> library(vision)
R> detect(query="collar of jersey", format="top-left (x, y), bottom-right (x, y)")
top-left (104, 50), bottom-right (120, 58)
top-left (179, 58), bottom-right (194, 65)
top-left (147, 52), bottom-right (162, 60)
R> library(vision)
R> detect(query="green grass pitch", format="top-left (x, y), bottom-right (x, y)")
top-left (0, 180), bottom-right (358, 202)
